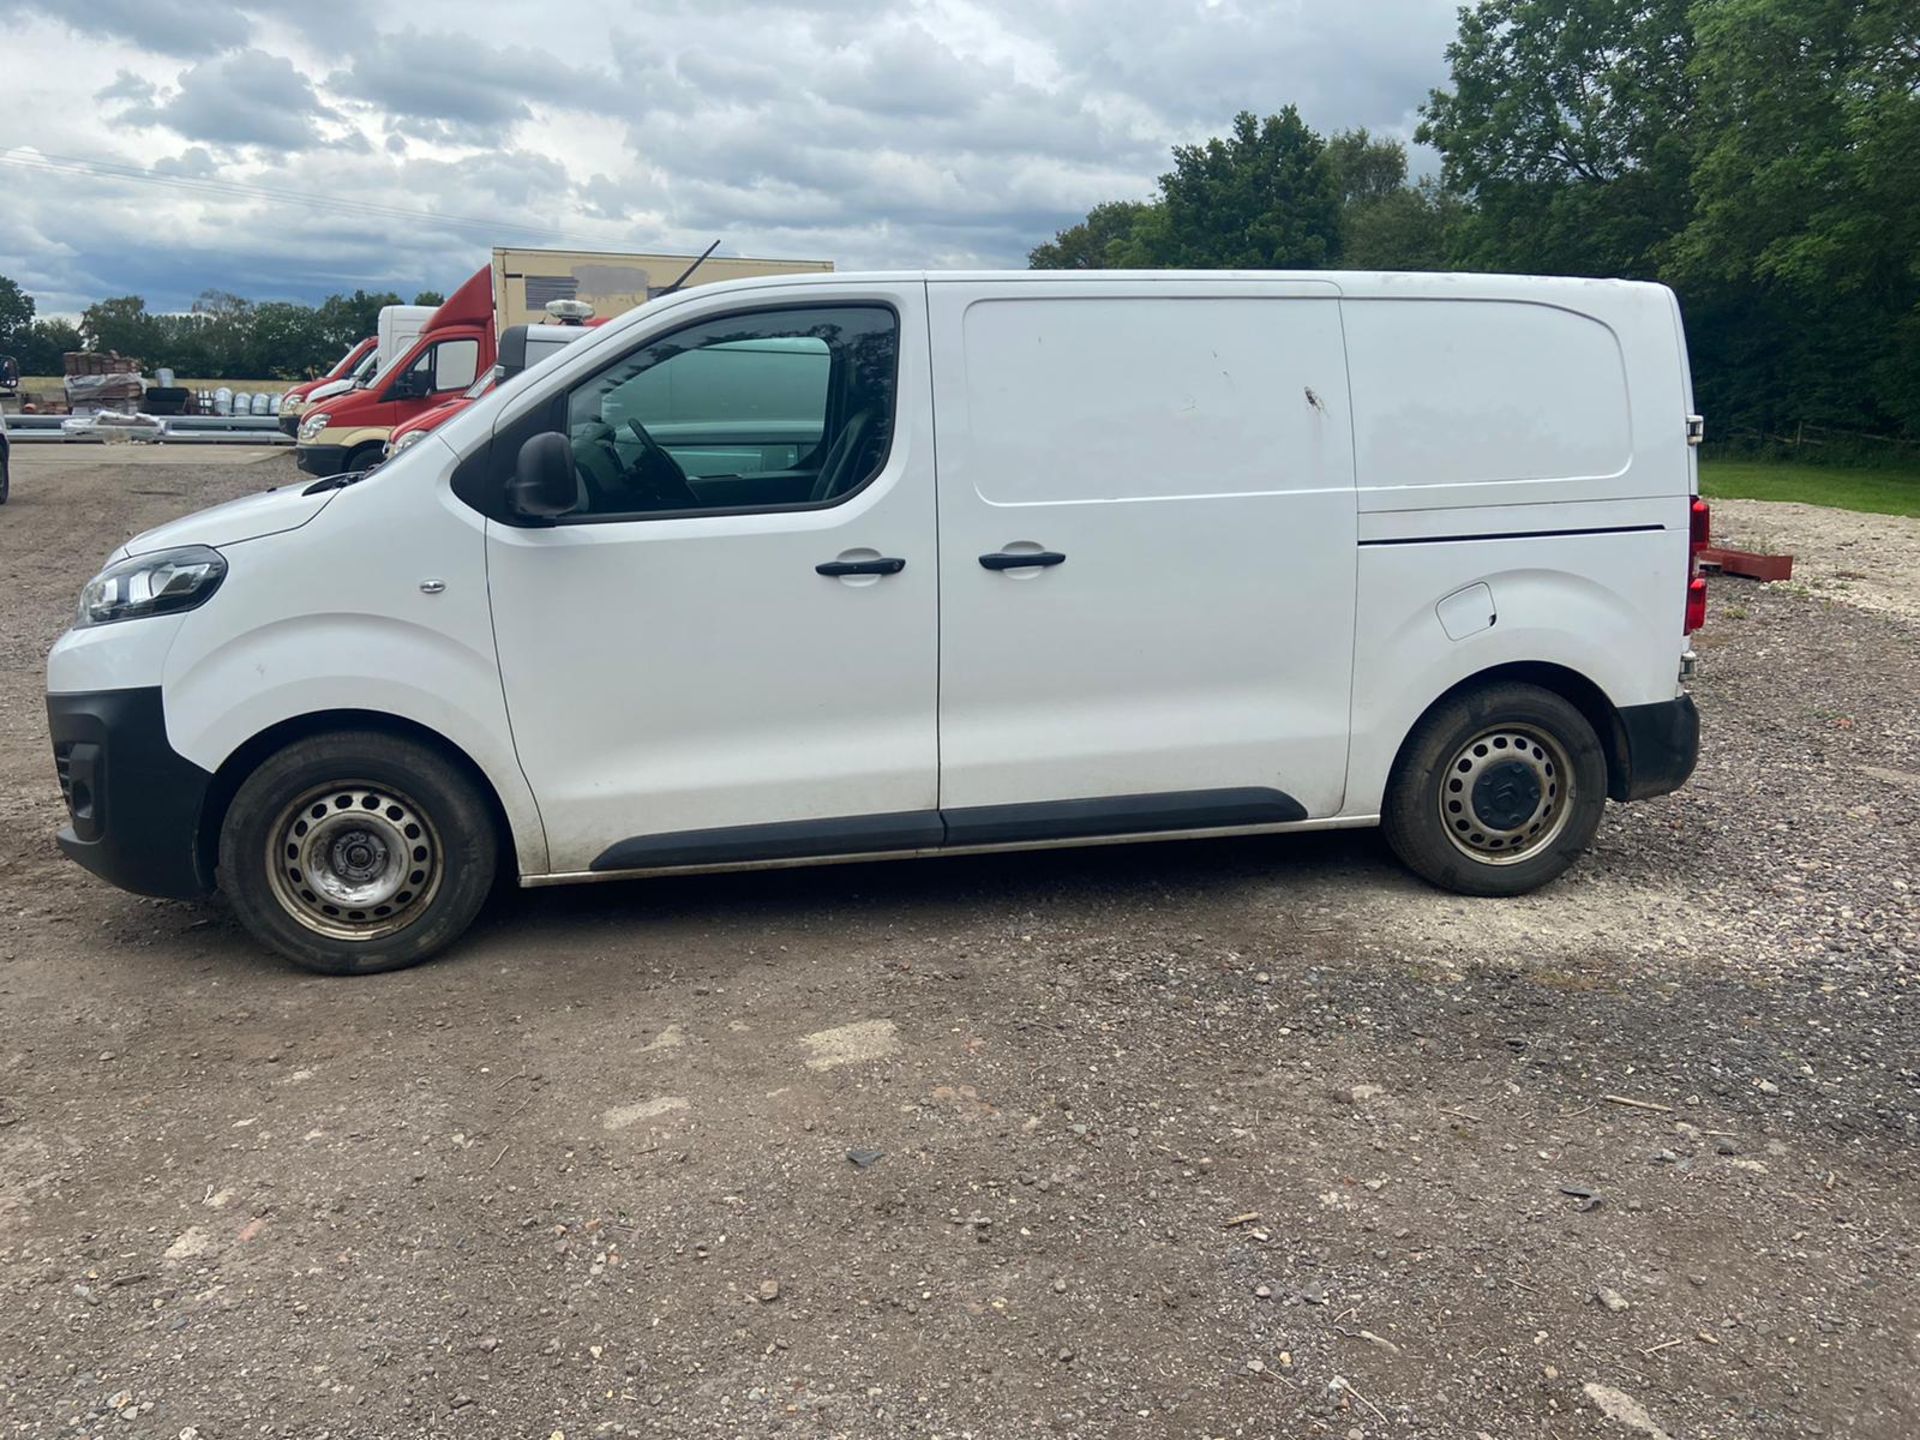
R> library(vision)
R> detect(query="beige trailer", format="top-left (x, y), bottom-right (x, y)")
top-left (490, 248), bottom-right (834, 331)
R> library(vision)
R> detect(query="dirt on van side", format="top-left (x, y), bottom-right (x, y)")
top-left (0, 449), bottom-right (1915, 1440)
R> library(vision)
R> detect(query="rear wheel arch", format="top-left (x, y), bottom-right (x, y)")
top-left (197, 710), bottom-right (522, 892)
top-left (1389, 660), bottom-right (1631, 805)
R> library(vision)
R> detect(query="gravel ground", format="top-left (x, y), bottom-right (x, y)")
top-left (1716, 498), bottom-right (1920, 625)
top-left (0, 451), bottom-right (1915, 1440)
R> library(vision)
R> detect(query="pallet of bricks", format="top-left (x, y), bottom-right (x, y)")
top-left (64, 351), bottom-right (143, 415)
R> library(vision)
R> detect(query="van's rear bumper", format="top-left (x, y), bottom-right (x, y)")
top-left (1615, 693), bottom-right (1700, 802)
top-left (47, 688), bottom-right (213, 900)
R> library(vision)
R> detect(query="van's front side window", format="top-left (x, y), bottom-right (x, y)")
top-left (561, 305), bottom-right (897, 518)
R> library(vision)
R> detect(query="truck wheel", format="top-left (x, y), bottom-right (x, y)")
top-left (218, 731), bottom-right (497, 975)
top-left (346, 442), bottom-right (385, 474)
top-left (1382, 681), bottom-right (1607, 897)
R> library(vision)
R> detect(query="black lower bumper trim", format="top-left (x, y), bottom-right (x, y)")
top-left (1616, 693), bottom-right (1700, 802)
top-left (47, 687), bottom-right (213, 899)
top-left (295, 443), bottom-right (351, 477)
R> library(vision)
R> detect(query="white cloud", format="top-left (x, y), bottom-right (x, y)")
top-left (4, 0), bottom-right (1461, 314)
top-left (103, 47), bottom-right (337, 151)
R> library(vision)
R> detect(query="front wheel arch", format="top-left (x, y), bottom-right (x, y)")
top-left (197, 710), bottom-right (520, 893)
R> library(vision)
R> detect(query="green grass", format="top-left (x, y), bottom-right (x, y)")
top-left (1700, 458), bottom-right (1920, 518)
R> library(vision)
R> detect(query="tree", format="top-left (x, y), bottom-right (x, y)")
top-left (0, 274), bottom-right (34, 359)
top-left (412, 290), bottom-right (445, 306)
top-left (245, 301), bottom-right (330, 378)
top-left (1324, 128), bottom-right (1409, 208)
top-left (1416, 0), bottom-right (1696, 277)
top-left (79, 295), bottom-right (159, 360)
top-left (1323, 130), bottom-right (1463, 270)
top-left (1341, 179), bottom-right (1464, 271)
top-left (18, 319), bottom-right (81, 375)
top-left (315, 289), bottom-right (405, 356)
top-left (1029, 200), bottom-right (1156, 269)
top-left (1674, 0), bottom-right (1920, 435)
top-left (1139, 108), bottom-right (1343, 269)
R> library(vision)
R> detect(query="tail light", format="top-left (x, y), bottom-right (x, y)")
top-left (1685, 497), bottom-right (1711, 634)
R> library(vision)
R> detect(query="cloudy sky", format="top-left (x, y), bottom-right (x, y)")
top-left (2, 0), bottom-right (1460, 316)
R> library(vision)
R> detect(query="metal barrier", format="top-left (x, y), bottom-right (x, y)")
top-left (5, 413), bottom-right (293, 445)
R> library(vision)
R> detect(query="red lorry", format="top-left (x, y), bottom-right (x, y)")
top-left (293, 268), bottom-right (493, 476)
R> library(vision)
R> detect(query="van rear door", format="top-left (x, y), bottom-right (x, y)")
top-left (928, 278), bottom-right (1357, 830)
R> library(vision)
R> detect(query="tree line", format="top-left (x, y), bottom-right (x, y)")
top-left (1033, 0), bottom-right (1920, 450)
top-left (0, 278), bottom-right (444, 381)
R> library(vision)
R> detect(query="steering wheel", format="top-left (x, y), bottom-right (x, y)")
top-left (623, 418), bottom-right (700, 511)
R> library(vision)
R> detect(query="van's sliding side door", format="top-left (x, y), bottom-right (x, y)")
top-left (927, 278), bottom-right (1358, 831)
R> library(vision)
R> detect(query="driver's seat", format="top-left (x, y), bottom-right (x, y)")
top-left (809, 409), bottom-right (877, 503)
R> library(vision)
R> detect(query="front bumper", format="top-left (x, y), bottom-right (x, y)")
top-left (1615, 693), bottom-right (1700, 802)
top-left (295, 442), bottom-right (352, 477)
top-left (47, 687), bottom-right (214, 899)
top-left (278, 413), bottom-right (302, 437)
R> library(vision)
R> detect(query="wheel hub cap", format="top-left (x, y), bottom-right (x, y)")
top-left (1472, 760), bottom-right (1543, 832)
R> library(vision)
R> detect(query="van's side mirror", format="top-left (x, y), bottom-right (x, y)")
top-left (508, 432), bottom-right (578, 518)
top-left (393, 370), bottom-right (429, 400)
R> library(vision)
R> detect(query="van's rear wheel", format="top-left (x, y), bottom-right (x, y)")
top-left (219, 732), bottom-right (496, 974)
top-left (1383, 681), bottom-right (1606, 897)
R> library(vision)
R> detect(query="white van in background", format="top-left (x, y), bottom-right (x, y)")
top-left (46, 271), bottom-right (1704, 974)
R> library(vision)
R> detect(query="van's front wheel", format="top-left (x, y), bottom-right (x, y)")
top-left (1383, 681), bottom-right (1607, 897)
top-left (219, 732), bottom-right (497, 974)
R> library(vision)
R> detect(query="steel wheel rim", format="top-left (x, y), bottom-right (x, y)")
top-left (265, 781), bottom-right (443, 941)
top-left (1438, 723), bottom-right (1573, 865)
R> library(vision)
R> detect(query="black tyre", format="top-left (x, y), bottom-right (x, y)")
top-left (1382, 681), bottom-right (1607, 897)
top-left (0, 448), bottom-right (10, 504)
top-left (218, 731), bottom-right (497, 975)
top-left (345, 442), bottom-right (385, 474)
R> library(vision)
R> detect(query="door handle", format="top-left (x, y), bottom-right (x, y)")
top-left (979, 550), bottom-right (1066, 570)
top-left (815, 557), bottom-right (906, 577)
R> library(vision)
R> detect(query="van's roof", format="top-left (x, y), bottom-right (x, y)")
top-left (670, 268), bottom-right (1672, 296)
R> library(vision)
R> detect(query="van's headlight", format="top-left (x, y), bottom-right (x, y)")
top-left (298, 411), bottom-right (332, 441)
top-left (77, 545), bottom-right (227, 628)
top-left (389, 429), bottom-right (428, 456)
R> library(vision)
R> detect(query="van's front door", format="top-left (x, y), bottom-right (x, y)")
top-left (927, 279), bottom-right (1358, 831)
top-left (485, 286), bottom-right (939, 875)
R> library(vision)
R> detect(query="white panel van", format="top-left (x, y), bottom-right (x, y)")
top-left (46, 272), bottom-right (1705, 974)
